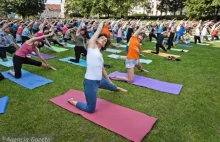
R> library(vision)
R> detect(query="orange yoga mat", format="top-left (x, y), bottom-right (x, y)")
top-left (142, 50), bottom-right (181, 58)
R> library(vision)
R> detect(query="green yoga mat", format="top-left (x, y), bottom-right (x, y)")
top-left (51, 46), bottom-right (69, 52)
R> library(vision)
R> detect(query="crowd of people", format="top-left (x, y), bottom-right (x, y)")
top-left (0, 17), bottom-right (219, 113)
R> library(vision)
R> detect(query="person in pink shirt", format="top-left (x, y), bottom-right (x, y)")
top-left (116, 23), bottom-right (123, 47)
top-left (16, 23), bottom-right (25, 43)
top-left (62, 24), bottom-right (69, 37)
top-left (8, 27), bottom-right (56, 79)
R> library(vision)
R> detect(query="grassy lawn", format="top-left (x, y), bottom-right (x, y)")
top-left (0, 39), bottom-right (220, 142)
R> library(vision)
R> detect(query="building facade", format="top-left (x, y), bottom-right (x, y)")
top-left (41, 4), bottom-right (61, 18)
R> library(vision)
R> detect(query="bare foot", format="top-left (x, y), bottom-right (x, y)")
top-left (117, 87), bottom-right (128, 92)
top-left (8, 70), bottom-right (15, 77)
top-left (68, 98), bottom-right (77, 106)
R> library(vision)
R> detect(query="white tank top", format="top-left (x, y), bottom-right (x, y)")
top-left (85, 48), bottom-right (103, 80)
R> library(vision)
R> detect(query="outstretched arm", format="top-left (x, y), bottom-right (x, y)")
top-left (88, 20), bottom-right (106, 48)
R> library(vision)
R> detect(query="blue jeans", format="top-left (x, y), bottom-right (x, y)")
top-left (76, 79), bottom-right (100, 113)
top-left (99, 78), bottom-right (117, 91)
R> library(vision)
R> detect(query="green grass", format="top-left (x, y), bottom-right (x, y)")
top-left (0, 40), bottom-right (220, 142)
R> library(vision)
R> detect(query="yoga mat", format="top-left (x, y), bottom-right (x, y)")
top-left (0, 96), bottom-right (9, 114)
top-left (169, 48), bottom-right (189, 52)
top-left (142, 50), bottom-right (181, 58)
top-left (0, 56), bottom-right (13, 67)
top-left (153, 47), bottom-right (189, 53)
top-left (196, 43), bottom-right (210, 46)
top-left (50, 89), bottom-right (157, 142)
top-left (108, 54), bottom-right (152, 64)
top-left (66, 43), bottom-right (75, 48)
top-left (106, 48), bottom-right (122, 53)
top-left (119, 44), bottom-right (127, 48)
top-left (51, 46), bottom-right (69, 52)
top-left (59, 57), bottom-right (86, 67)
top-left (178, 44), bottom-right (193, 48)
top-left (1, 69), bottom-right (53, 90)
top-left (109, 71), bottom-right (183, 95)
top-left (29, 53), bottom-right (56, 60)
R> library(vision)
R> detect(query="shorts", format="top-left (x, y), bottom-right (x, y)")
top-left (125, 59), bottom-right (139, 69)
top-left (117, 37), bottom-right (122, 43)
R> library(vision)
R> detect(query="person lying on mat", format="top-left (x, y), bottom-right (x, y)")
top-left (0, 20), bottom-right (20, 62)
top-left (111, 25), bottom-right (148, 83)
top-left (151, 31), bottom-right (168, 54)
top-left (67, 20), bottom-right (127, 113)
top-left (8, 26), bottom-right (56, 79)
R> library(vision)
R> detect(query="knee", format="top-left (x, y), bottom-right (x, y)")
top-left (86, 107), bottom-right (96, 113)
top-left (15, 74), bottom-right (21, 79)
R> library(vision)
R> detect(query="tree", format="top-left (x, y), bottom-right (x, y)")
top-left (184, 0), bottom-right (220, 19)
top-left (0, 0), bottom-right (46, 18)
top-left (157, 0), bottom-right (169, 15)
top-left (168, 0), bottom-right (181, 16)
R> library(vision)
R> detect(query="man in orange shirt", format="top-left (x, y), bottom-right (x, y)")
top-left (112, 25), bottom-right (148, 83)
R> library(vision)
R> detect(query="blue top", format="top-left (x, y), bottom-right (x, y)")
top-left (177, 26), bottom-right (185, 36)
top-left (22, 28), bottom-right (31, 37)
top-left (32, 23), bottom-right (39, 30)
top-left (157, 27), bottom-right (163, 34)
top-left (12, 24), bottom-right (18, 32)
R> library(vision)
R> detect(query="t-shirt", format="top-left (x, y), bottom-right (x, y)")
top-left (75, 35), bottom-right (85, 47)
top-left (157, 27), bottom-right (163, 34)
top-left (22, 28), bottom-right (31, 37)
top-left (177, 26), bottom-right (185, 36)
top-left (12, 24), bottom-right (18, 32)
top-left (17, 26), bottom-right (23, 35)
top-left (32, 22), bottom-right (39, 30)
top-left (117, 28), bottom-right (122, 38)
top-left (157, 34), bottom-right (164, 45)
top-left (64, 30), bottom-right (71, 39)
top-left (195, 28), bottom-right (200, 36)
top-left (36, 32), bottom-right (44, 41)
top-left (102, 25), bottom-right (110, 38)
top-left (127, 36), bottom-right (141, 60)
top-left (85, 48), bottom-right (103, 80)
top-left (62, 26), bottom-right (68, 35)
top-left (15, 43), bottom-right (33, 58)
top-left (212, 29), bottom-right (218, 36)
top-left (0, 30), bottom-right (14, 47)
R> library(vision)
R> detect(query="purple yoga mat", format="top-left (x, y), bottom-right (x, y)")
top-left (108, 71), bottom-right (183, 95)
top-left (29, 53), bottom-right (56, 60)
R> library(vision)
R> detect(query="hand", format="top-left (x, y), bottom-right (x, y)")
top-left (141, 68), bottom-right (149, 72)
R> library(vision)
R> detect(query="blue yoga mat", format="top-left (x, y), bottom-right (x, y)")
top-left (59, 57), bottom-right (87, 67)
top-left (66, 43), bottom-right (75, 48)
top-left (1, 70), bottom-right (53, 90)
top-left (0, 96), bottom-right (9, 114)
top-left (120, 44), bottom-right (127, 48)
top-left (178, 44), bottom-right (193, 48)
top-left (0, 56), bottom-right (13, 67)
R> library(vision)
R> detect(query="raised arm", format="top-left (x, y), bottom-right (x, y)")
top-left (133, 24), bottom-right (145, 36)
top-left (88, 20), bottom-right (106, 48)
top-left (1, 20), bottom-right (18, 30)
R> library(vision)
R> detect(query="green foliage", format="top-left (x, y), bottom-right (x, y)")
top-left (0, 0), bottom-right (46, 18)
top-left (184, 0), bottom-right (220, 19)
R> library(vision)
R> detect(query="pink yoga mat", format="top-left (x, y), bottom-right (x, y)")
top-left (50, 89), bottom-right (157, 142)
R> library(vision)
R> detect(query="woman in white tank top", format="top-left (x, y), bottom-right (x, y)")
top-left (67, 20), bottom-right (127, 113)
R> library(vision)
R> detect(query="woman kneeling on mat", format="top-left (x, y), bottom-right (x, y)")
top-left (68, 20), bottom-right (127, 113)
top-left (112, 25), bottom-right (148, 83)
top-left (8, 27), bottom-right (56, 79)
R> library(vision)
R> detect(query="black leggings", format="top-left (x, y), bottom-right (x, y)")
top-left (21, 36), bottom-right (30, 45)
top-left (13, 55), bottom-right (42, 78)
top-left (194, 36), bottom-right (201, 44)
top-left (212, 35), bottom-right (219, 41)
top-left (0, 46), bottom-right (16, 59)
top-left (149, 33), bottom-right (157, 42)
top-left (151, 44), bottom-right (167, 54)
top-left (70, 46), bottom-right (87, 63)
top-left (50, 39), bottom-right (64, 46)
top-left (167, 41), bottom-right (173, 49)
